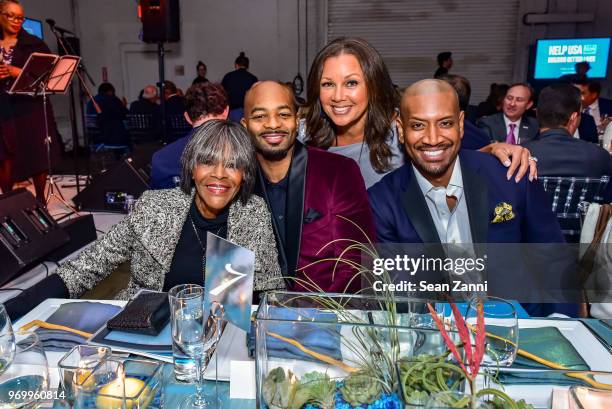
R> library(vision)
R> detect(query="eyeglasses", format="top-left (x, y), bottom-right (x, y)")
top-left (1, 13), bottom-right (25, 23)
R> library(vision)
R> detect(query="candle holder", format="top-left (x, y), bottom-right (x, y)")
top-left (57, 345), bottom-right (111, 403)
top-left (74, 358), bottom-right (163, 409)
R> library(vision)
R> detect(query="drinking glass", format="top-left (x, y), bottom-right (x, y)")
top-left (425, 391), bottom-right (488, 408)
top-left (172, 285), bottom-right (224, 409)
top-left (466, 296), bottom-right (518, 367)
top-left (0, 304), bottom-right (15, 375)
top-left (169, 284), bottom-right (199, 382)
top-left (0, 332), bottom-right (49, 408)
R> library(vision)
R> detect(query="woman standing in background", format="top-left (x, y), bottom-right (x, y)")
top-left (0, 0), bottom-right (60, 202)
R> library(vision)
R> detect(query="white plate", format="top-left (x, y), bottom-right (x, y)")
top-left (475, 318), bottom-right (612, 408)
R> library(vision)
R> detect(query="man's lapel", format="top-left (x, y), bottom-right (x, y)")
top-left (400, 166), bottom-right (441, 244)
top-left (460, 155), bottom-right (489, 243)
top-left (285, 141), bottom-right (307, 276)
top-left (518, 117), bottom-right (530, 143)
top-left (495, 114), bottom-right (507, 141)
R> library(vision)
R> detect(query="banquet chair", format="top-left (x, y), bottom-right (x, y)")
top-left (167, 114), bottom-right (191, 142)
top-left (541, 176), bottom-right (610, 242)
top-left (126, 113), bottom-right (158, 143)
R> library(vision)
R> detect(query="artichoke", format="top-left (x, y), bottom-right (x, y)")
top-left (340, 371), bottom-right (382, 406)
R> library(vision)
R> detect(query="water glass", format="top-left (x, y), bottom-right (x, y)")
top-left (168, 284), bottom-right (199, 382)
top-left (0, 331), bottom-right (49, 408)
top-left (0, 304), bottom-right (15, 375)
top-left (172, 285), bottom-right (224, 409)
top-left (466, 296), bottom-right (518, 367)
top-left (425, 391), bottom-right (488, 408)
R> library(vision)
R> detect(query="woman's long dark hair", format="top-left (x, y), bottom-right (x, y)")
top-left (303, 37), bottom-right (399, 172)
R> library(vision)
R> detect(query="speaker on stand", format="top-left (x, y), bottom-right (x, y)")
top-left (139, 0), bottom-right (181, 144)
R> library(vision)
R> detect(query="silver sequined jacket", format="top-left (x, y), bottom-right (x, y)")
top-left (57, 188), bottom-right (285, 300)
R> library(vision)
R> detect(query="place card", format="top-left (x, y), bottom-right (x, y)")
top-left (229, 360), bottom-right (256, 400)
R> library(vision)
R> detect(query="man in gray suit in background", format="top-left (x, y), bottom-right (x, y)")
top-left (478, 83), bottom-right (539, 145)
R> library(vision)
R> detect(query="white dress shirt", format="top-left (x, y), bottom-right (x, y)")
top-left (413, 159), bottom-right (473, 244)
top-left (585, 100), bottom-right (601, 127)
top-left (503, 115), bottom-right (521, 144)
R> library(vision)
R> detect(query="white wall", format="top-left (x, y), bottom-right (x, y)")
top-left (73, 0), bottom-right (304, 102)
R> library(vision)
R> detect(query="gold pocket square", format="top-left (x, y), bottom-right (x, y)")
top-left (492, 202), bottom-right (515, 223)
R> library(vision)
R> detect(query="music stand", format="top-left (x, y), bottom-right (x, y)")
top-left (9, 52), bottom-right (81, 212)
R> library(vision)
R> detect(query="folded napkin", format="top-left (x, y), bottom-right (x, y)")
top-left (580, 319), bottom-right (612, 347)
top-left (511, 327), bottom-right (589, 371)
top-left (248, 307), bottom-right (342, 363)
top-left (498, 370), bottom-right (597, 387)
top-left (35, 302), bottom-right (122, 351)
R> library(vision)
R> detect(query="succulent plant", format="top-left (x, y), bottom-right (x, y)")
top-left (263, 367), bottom-right (296, 409)
top-left (299, 371), bottom-right (336, 409)
top-left (340, 371), bottom-right (382, 406)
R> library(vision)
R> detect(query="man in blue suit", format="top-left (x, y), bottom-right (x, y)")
top-left (368, 79), bottom-right (578, 316)
top-left (150, 83), bottom-right (229, 189)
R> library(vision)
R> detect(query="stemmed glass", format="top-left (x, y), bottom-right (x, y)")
top-left (466, 296), bottom-right (518, 368)
top-left (172, 285), bottom-right (224, 409)
top-left (0, 331), bottom-right (49, 408)
top-left (0, 304), bottom-right (15, 375)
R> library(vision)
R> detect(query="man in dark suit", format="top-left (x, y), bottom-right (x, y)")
top-left (524, 83), bottom-right (611, 178)
top-left (222, 52), bottom-right (258, 123)
top-left (438, 74), bottom-right (492, 150)
top-left (478, 83), bottom-right (539, 144)
top-left (575, 80), bottom-right (612, 127)
top-left (163, 80), bottom-right (186, 117)
top-left (150, 83), bottom-right (229, 189)
top-left (129, 84), bottom-right (162, 139)
top-left (242, 81), bottom-right (375, 293)
top-left (368, 79), bottom-right (577, 316)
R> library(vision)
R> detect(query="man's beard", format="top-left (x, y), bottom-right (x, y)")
top-left (256, 145), bottom-right (292, 161)
top-left (252, 132), bottom-right (295, 161)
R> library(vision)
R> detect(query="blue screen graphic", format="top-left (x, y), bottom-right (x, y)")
top-left (534, 38), bottom-right (610, 79)
top-left (23, 18), bottom-right (43, 40)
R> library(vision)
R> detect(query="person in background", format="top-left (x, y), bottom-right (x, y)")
top-left (86, 82), bottom-right (131, 148)
top-left (4, 120), bottom-right (284, 321)
top-left (574, 80), bottom-right (612, 129)
top-left (476, 83), bottom-right (509, 120)
top-left (301, 37), bottom-right (536, 189)
top-left (0, 0), bottom-right (61, 201)
top-left (163, 80), bottom-right (185, 117)
top-left (192, 60), bottom-right (209, 85)
top-left (242, 81), bottom-right (375, 293)
top-left (221, 51), bottom-right (258, 123)
top-left (560, 61), bottom-right (590, 83)
top-left (129, 84), bottom-right (161, 139)
top-left (150, 82), bottom-right (229, 189)
top-left (438, 74), bottom-right (491, 150)
top-left (434, 51), bottom-right (452, 78)
top-left (477, 83), bottom-right (539, 144)
top-left (524, 83), bottom-right (611, 178)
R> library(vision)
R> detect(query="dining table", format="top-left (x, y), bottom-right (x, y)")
top-left (10, 297), bottom-right (612, 409)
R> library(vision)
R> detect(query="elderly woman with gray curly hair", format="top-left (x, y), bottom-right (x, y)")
top-left (6, 120), bottom-right (285, 317)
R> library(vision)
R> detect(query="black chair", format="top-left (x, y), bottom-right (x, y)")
top-left (85, 113), bottom-right (101, 144)
top-left (540, 176), bottom-right (610, 242)
top-left (167, 114), bottom-right (191, 142)
top-left (126, 113), bottom-right (156, 143)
